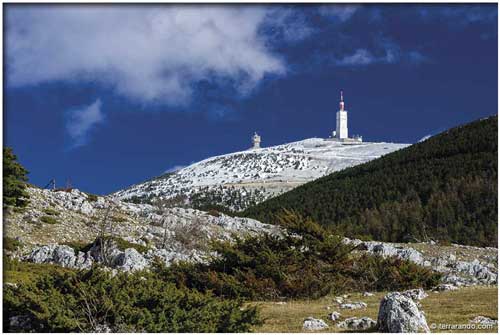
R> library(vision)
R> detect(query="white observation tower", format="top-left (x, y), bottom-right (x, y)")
top-left (252, 132), bottom-right (261, 149)
top-left (335, 90), bottom-right (348, 140)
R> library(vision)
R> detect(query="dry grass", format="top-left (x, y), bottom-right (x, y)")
top-left (250, 286), bottom-right (498, 333)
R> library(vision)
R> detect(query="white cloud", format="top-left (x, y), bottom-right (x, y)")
top-left (66, 99), bottom-right (104, 148)
top-left (419, 5), bottom-right (497, 25)
top-left (335, 39), bottom-right (427, 67)
top-left (335, 47), bottom-right (398, 66)
top-left (6, 6), bottom-right (285, 106)
top-left (263, 7), bottom-right (317, 43)
top-left (336, 49), bottom-right (376, 66)
top-left (319, 5), bottom-right (360, 22)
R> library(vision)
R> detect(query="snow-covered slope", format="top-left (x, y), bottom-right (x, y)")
top-left (113, 138), bottom-right (409, 210)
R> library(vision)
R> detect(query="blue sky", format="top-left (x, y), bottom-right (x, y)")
top-left (4, 4), bottom-right (498, 195)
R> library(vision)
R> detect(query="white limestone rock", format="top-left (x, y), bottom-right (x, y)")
top-left (27, 244), bottom-right (58, 264)
top-left (303, 317), bottom-right (329, 331)
top-left (52, 245), bottom-right (79, 267)
top-left (80, 201), bottom-right (94, 216)
top-left (329, 312), bottom-right (341, 321)
top-left (25, 244), bottom-right (92, 269)
top-left (112, 248), bottom-right (149, 272)
top-left (432, 284), bottom-right (458, 292)
top-left (94, 323), bottom-right (112, 333)
top-left (455, 259), bottom-right (497, 284)
top-left (340, 301), bottom-right (367, 310)
top-left (338, 317), bottom-right (376, 330)
top-left (469, 316), bottom-right (498, 325)
top-left (75, 251), bottom-right (94, 269)
top-left (377, 292), bottom-right (430, 333)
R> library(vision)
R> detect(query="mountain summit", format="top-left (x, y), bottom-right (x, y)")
top-left (113, 138), bottom-right (408, 210)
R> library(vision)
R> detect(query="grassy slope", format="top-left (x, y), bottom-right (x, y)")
top-left (252, 286), bottom-right (498, 333)
top-left (242, 116), bottom-right (498, 247)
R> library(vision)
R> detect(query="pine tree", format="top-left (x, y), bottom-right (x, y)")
top-left (3, 147), bottom-right (29, 207)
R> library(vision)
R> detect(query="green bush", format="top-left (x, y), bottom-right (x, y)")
top-left (4, 257), bottom-right (74, 285)
top-left (43, 208), bottom-right (60, 216)
top-left (111, 215), bottom-right (127, 223)
top-left (344, 254), bottom-right (441, 292)
top-left (86, 194), bottom-right (98, 202)
top-left (104, 236), bottom-right (149, 254)
top-left (65, 241), bottom-right (92, 254)
top-left (3, 147), bottom-right (29, 208)
top-left (3, 237), bottom-right (23, 252)
top-left (4, 267), bottom-right (261, 332)
top-left (68, 236), bottom-right (149, 255)
top-left (40, 215), bottom-right (58, 225)
top-left (159, 210), bottom-right (440, 300)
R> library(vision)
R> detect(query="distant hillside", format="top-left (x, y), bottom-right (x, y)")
top-left (242, 116), bottom-right (498, 247)
top-left (113, 138), bottom-right (407, 211)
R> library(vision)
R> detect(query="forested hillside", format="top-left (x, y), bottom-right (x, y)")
top-left (243, 116), bottom-right (498, 247)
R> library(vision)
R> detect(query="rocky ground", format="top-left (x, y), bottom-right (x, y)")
top-left (345, 238), bottom-right (498, 288)
top-left (4, 187), bottom-right (497, 289)
top-left (4, 187), bottom-right (279, 268)
top-left (4, 187), bottom-right (498, 333)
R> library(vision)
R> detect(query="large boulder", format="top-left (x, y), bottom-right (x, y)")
top-left (52, 245), bottom-right (79, 267)
top-left (338, 317), bottom-right (376, 331)
top-left (303, 317), bottom-right (328, 331)
top-left (377, 292), bottom-right (430, 333)
top-left (112, 248), bottom-right (149, 272)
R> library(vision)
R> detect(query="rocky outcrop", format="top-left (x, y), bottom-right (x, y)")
top-left (344, 238), bottom-right (498, 287)
top-left (112, 248), bottom-right (149, 272)
top-left (351, 240), bottom-right (425, 265)
top-left (303, 317), bottom-right (328, 331)
top-left (338, 317), bottom-right (376, 330)
top-left (5, 186), bottom-right (279, 250)
top-left (144, 248), bottom-right (203, 266)
top-left (26, 244), bottom-right (93, 269)
top-left (24, 237), bottom-right (210, 273)
top-left (377, 292), bottom-right (430, 333)
top-left (340, 301), bottom-right (367, 310)
top-left (454, 259), bottom-right (497, 284)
